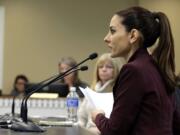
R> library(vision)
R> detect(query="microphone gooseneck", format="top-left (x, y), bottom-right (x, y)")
top-left (20, 53), bottom-right (97, 123)
top-left (12, 53), bottom-right (97, 132)
top-left (11, 96), bottom-right (16, 116)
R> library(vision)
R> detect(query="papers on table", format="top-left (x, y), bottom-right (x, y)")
top-left (79, 87), bottom-right (113, 118)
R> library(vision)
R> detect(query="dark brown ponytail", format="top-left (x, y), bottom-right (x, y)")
top-left (152, 12), bottom-right (176, 92)
top-left (115, 7), bottom-right (176, 93)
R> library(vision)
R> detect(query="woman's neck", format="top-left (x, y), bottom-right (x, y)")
top-left (100, 79), bottom-right (112, 86)
top-left (101, 80), bottom-right (106, 86)
top-left (124, 44), bottom-right (140, 62)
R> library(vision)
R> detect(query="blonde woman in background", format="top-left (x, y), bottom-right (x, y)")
top-left (78, 53), bottom-right (124, 135)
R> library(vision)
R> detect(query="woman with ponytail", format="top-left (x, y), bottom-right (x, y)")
top-left (91, 6), bottom-right (180, 135)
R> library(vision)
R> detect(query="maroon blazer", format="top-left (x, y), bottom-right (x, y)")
top-left (95, 48), bottom-right (180, 135)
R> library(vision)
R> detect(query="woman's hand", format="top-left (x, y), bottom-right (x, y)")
top-left (91, 109), bottom-right (105, 122)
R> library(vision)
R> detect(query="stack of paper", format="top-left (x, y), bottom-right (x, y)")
top-left (79, 87), bottom-right (113, 118)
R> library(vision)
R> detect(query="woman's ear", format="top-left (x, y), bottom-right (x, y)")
top-left (128, 29), bottom-right (141, 44)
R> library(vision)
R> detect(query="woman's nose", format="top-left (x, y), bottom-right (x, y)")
top-left (104, 33), bottom-right (110, 43)
top-left (102, 66), bottom-right (107, 71)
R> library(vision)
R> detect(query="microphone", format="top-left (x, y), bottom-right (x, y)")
top-left (89, 53), bottom-right (98, 60)
top-left (19, 52), bottom-right (97, 123)
top-left (80, 66), bottom-right (88, 71)
top-left (13, 53), bottom-right (97, 132)
top-left (11, 63), bottom-right (90, 132)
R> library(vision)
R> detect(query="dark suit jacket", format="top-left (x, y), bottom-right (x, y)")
top-left (95, 48), bottom-right (180, 135)
top-left (175, 88), bottom-right (180, 110)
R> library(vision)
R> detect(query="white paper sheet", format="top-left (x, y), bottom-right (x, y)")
top-left (80, 87), bottom-right (113, 118)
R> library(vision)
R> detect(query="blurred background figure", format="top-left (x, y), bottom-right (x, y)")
top-left (91, 54), bottom-right (124, 93)
top-left (58, 57), bottom-right (88, 97)
top-left (10, 74), bottom-right (29, 97)
top-left (78, 53), bottom-right (125, 135)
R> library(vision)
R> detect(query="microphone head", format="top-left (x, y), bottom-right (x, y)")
top-left (80, 66), bottom-right (88, 71)
top-left (89, 53), bottom-right (98, 60)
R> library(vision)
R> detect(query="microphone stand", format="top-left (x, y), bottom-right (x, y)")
top-left (20, 53), bottom-right (97, 123)
top-left (11, 66), bottom-right (89, 132)
top-left (10, 53), bottom-right (97, 132)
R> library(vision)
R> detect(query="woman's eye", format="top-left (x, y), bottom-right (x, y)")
top-left (110, 29), bottom-right (116, 34)
top-left (106, 65), bottom-right (113, 69)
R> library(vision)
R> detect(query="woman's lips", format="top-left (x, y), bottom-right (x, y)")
top-left (107, 44), bottom-right (112, 49)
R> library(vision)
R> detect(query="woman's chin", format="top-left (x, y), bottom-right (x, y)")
top-left (110, 52), bottom-right (118, 58)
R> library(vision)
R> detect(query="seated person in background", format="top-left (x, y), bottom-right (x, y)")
top-left (78, 53), bottom-right (124, 135)
top-left (11, 74), bottom-right (29, 97)
top-left (58, 57), bottom-right (88, 97)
